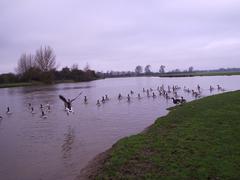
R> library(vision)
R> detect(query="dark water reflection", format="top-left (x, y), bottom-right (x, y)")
top-left (0, 76), bottom-right (240, 180)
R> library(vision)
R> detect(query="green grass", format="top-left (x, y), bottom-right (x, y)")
top-left (95, 91), bottom-right (240, 179)
top-left (0, 82), bottom-right (38, 88)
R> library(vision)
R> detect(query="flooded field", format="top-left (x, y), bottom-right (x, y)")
top-left (0, 76), bottom-right (240, 180)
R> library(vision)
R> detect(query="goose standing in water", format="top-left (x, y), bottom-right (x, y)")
top-left (137, 93), bottom-right (141, 99)
top-left (118, 93), bottom-right (122, 100)
top-left (96, 100), bottom-right (101, 106)
top-left (127, 94), bottom-right (131, 102)
top-left (101, 96), bottom-right (105, 103)
top-left (47, 104), bottom-right (51, 112)
top-left (105, 95), bottom-right (109, 101)
top-left (6, 107), bottom-right (12, 114)
top-left (180, 97), bottom-right (186, 103)
top-left (152, 92), bottom-right (156, 98)
top-left (84, 96), bottom-right (88, 104)
top-left (147, 89), bottom-right (150, 97)
top-left (46, 102), bottom-right (51, 112)
top-left (31, 107), bottom-right (36, 114)
top-left (59, 92), bottom-right (82, 112)
top-left (167, 86), bottom-right (171, 93)
top-left (41, 110), bottom-right (47, 119)
top-left (210, 85), bottom-right (214, 92)
top-left (171, 97), bottom-right (181, 104)
top-left (217, 85), bottom-right (225, 91)
top-left (197, 85), bottom-right (201, 92)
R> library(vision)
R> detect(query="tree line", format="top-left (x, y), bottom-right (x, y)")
top-left (99, 64), bottom-right (195, 78)
top-left (0, 46), bottom-right (98, 84)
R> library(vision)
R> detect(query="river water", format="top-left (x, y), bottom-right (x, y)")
top-left (0, 76), bottom-right (240, 180)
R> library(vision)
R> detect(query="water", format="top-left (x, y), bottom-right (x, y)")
top-left (0, 76), bottom-right (240, 180)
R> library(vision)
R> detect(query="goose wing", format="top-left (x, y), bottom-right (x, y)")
top-left (70, 92), bottom-right (83, 103)
top-left (59, 95), bottom-right (68, 103)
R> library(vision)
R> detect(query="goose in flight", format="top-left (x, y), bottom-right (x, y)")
top-left (59, 92), bottom-right (82, 112)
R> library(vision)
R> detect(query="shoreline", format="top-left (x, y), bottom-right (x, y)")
top-left (1, 73), bottom-right (240, 89)
top-left (76, 109), bottom-right (173, 180)
top-left (0, 79), bottom-right (98, 89)
top-left (76, 91), bottom-right (240, 179)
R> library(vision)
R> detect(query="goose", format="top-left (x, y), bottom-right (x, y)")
top-left (167, 86), bottom-right (171, 93)
top-left (160, 85), bottom-right (164, 90)
top-left (105, 95), bottom-right (109, 100)
top-left (84, 96), bottom-right (88, 104)
top-left (138, 93), bottom-right (141, 99)
top-left (101, 96), bottom-right (105, 103)
top-left (46, 104), bottom-right (51, 111)
top-left (217, 85), bottom-right (222, 91)
top-left (41, 110), bottom-right (47, 119)
top-left (118, 93), bottom-right (122, 100)
top-left (197, 85), bottom-right (201, 92)
top-left (147, 89), bottom-right (150, 97)
top-left (6, 107), bottom-right (12, 114)
top-left (180, 97), bottom-right (186, 103)
top-left (173, 92), bottom-right (178, 98)
top-left (59, 92), bottom-right (82, 112)
top-left (152, 92), bottom-right (156, 98)
top-left (159, 91), bottom-right (162, 96)
top-left (127, 94), bottom-right (131, 102)
top-left (31, 107), bottom-right (36, 114)
top-left (96, 100), bottom-right (101, 106)
top-left (210, 85), bottom-right (214, 91)
top-left (130, 90), bottom-right (134, 95)
top-left (171, 97), bottom-right (181, 104)
top-left (165, 94), bottom-right (171, 100)
top-left (192, 90), bottom-right (200, 98)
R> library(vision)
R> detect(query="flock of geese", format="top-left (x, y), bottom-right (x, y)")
top-left (0, 84), bottom-right (225, 120)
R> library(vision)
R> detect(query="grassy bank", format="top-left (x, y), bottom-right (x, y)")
top-left (0, 82), bottom-right (40, 88)
top-left (85, 91), bottom-right (240, 179)
top-left (159, 71), bottom-right (240, 77)
top-left (0, 79), bottom-right (96, 89)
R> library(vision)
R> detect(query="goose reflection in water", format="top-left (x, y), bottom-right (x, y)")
top-left (62, 126), bottom-right (75, 161)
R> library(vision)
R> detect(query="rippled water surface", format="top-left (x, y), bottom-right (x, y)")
top-left (0, 76), bottom-right (240, 180)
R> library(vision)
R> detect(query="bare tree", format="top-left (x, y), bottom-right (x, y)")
top-left (159, 65), bottom-right (166, 73)
top-left (135, 65), bottom-right (143, 75)
top-left (84, 63), bottom-right (90, 71)
top-left (71, 63), bottom-right (79, 70)
top-left (188, 66), bottom-right (194, 72)
top-left (144, 65), bottom-right (151, 74)
top-left (35, 46), bottom-right (56, 72)
top-left (16, 53), bottom-right (34, 75)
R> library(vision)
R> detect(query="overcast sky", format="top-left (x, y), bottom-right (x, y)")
top-left (1, 0), bottom-right (240, 73)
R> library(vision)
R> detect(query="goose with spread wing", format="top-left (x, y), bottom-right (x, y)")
top-left (59, 92), bottom-right (82, 112)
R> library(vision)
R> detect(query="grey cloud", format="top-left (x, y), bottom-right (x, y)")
top-left (1, 0), bottom-right (240, 73)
